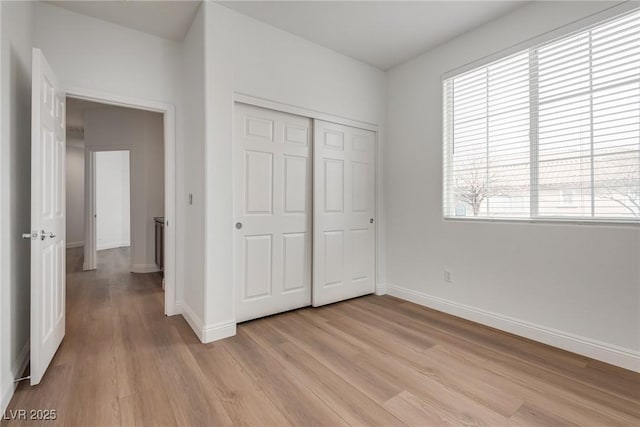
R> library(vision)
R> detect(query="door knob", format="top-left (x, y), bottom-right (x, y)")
top-left (40, 230), bottom-right (56, 240)
top-left (235, 222), bottom-right (243, 230)
top-left (369, 218), bottom-right (374, 224)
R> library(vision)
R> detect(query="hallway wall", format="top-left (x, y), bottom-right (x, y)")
top-left (65, 141), bottom-right (85, 247)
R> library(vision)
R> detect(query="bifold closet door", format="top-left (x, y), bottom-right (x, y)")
top-left (234, 103), bottom-right (312, 322)
top-left (313, 120), bottom-right (376, 307)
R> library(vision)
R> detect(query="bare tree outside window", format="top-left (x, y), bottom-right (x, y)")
top-left (596, 164), bottom-right (640, 217)
top-left (454, 164), bottom-right (507, 216)
top-left (455, 168), bottom-right (488, 216)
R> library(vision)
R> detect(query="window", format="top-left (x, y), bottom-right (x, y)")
top-left (443, 9), bottom-right (640, 222)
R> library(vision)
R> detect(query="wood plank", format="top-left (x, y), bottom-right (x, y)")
top-left (302, 305), bottom-right (524, 417)
top-left (261, 313), bottom-right (403, 404)
top-left (192, 345), bottom-right (292, 427)
top-left (356, 296), bottom-right (640, 410)
top-left (510, 402), bottom-right (581, 427)
top-left (428, 342), bottom-right (639, 426)
top-left (361, 351), bottom-right (513, 426)
top-left (118, 385), bottom-right (179, 427)
top-left (384, 391), bottom-right (467, 427)
top-left (226, 329), bottom-right (405, 426)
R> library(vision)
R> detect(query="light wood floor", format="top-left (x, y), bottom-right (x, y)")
top-left (4, 247), bottom-right (639, 426)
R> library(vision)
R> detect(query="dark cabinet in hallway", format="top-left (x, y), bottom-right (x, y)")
top-left (155, 217), bottom-right (164, 274)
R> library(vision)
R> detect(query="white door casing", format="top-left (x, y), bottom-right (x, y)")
top-left (30, 48), bottom-right (66, 385)
top-left (313, 120), bottom-right (376, 306)
top-left (69, 87), bottom-right (177, 317)
top-left (83, 146), bottom-right (131, 272)
top-left (83, 150), bottom-right (96, 271)
top-left (234, 103), bottom-right (312, 322)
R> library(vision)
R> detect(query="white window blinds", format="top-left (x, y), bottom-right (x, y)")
top-left (443, 9), bottom-right (640, 222)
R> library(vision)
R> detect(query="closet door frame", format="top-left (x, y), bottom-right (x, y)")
top-left (234, 94), bottom-right (379, 134)
top-left (232, 93), bottom-right (381, 320)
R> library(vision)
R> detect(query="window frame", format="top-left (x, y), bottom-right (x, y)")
top-left (442, 6), bottom-right (640, 226)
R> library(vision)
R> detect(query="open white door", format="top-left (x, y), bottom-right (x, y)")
top-left (313, 120), bottom-right (376, 306)
top-left (29, 48), bottom-right (66, 385)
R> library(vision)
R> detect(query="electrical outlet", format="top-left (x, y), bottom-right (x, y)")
top-left (444, 270), bottom-right (453, 283)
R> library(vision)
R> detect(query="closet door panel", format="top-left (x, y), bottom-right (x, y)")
top-left (313, 120), bottom-right (376, 306)
top-left (234, 103), bottom-right (312, 322)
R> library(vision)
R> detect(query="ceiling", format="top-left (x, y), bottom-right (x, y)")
top-left (218, 1), bottom-right (527, 70)
top-left (46, 1), bottom-right (527, 69)
top-left (46, 0), bottom-right (202, 42)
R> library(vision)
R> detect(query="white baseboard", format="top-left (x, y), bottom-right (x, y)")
top-left (180, 301), bottom-right (204, 341)
top-left (375, 283), bottom-right (387, 296)
top-left (203, 320), bottom-right (236, 343)
top-left (1, 342), bottom-right (29, 414)
top-left (179, 301), bottom-right (236, 344)
top-left (386, 283), bottom-right (640, 373)
top-left (165, 298), bottom-right (179, 317)
top-left (96, 241), bottom-right (130, 251)
top-left (66, 241), bottom-right (83, 249)
top-left (130, 264), bottom-right (160, 274)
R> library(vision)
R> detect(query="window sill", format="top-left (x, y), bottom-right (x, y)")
top-left (442, 216), bottom-right (640, 227)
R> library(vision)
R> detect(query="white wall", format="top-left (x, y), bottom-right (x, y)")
top-left (96, 151), bottom-right (131, 251)
top-left (65, 141), bottom-right (84, 247)
top-left (34, 2), bottom-right (180, 105)
top-left (202, 2), bottom-right (387, 337)
top-left (84, 107), bottom-right (163, 270)
top-left (180, 5), bottom-right (206, 323)
top-left (0, 0), bottom-right (33, 413)
top-left (385, 1), bottom-right (640, 370)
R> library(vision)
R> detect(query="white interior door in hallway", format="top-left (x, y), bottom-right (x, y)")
top-left (313, 120), bottom-right (376, 306)
top-left (234, 103), bottom-right (312, 322)
top-left (29, 48), bottom-right (66, 385)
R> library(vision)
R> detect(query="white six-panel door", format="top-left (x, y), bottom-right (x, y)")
top-left (313, 120), bottom-right (376, 306)
top-left (234, 104), bottom-right (312, 322)
top-left (30, 48), bottom-right (66, 385)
